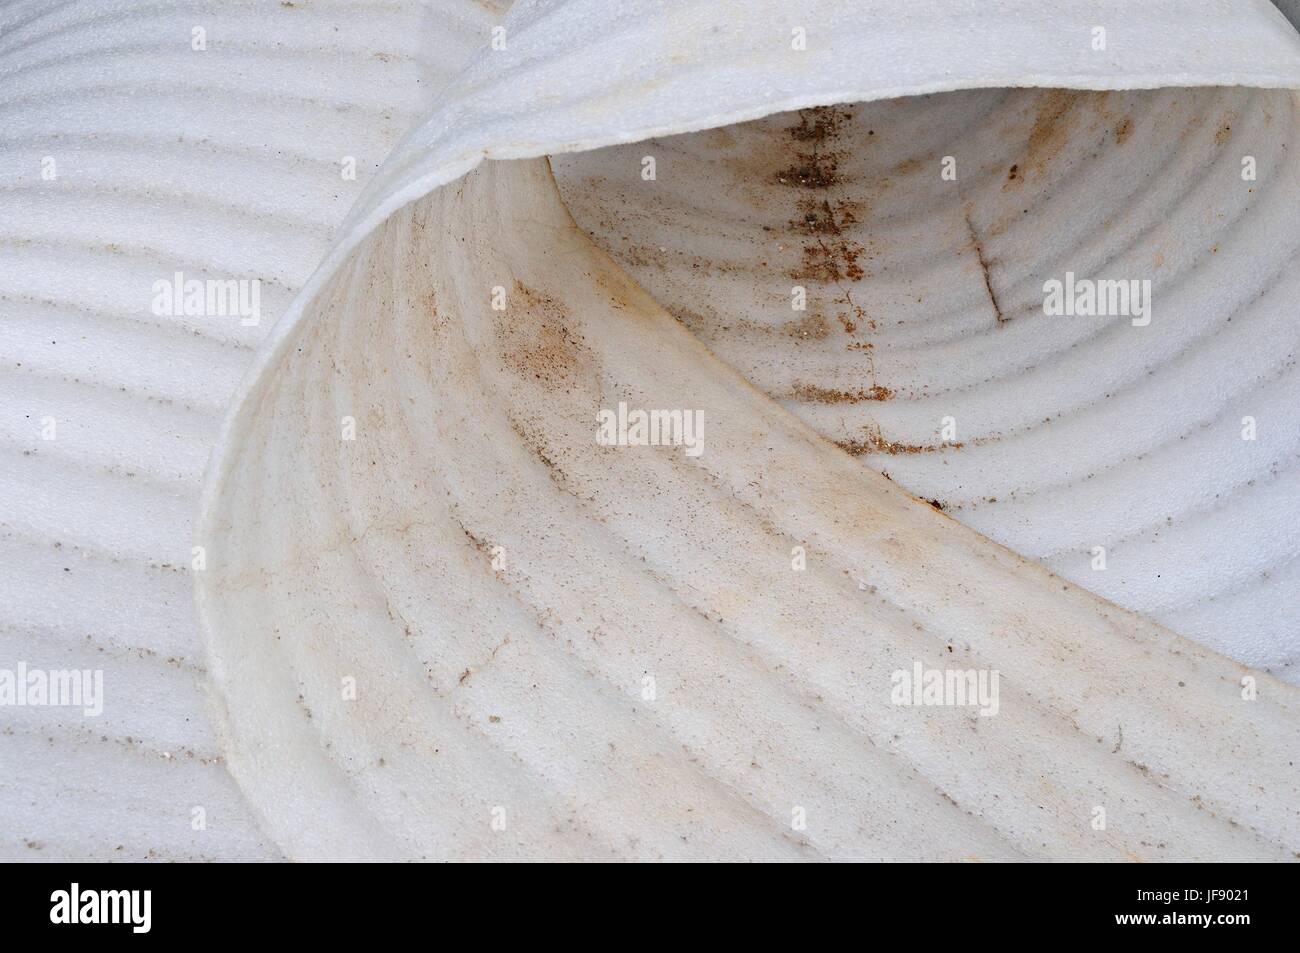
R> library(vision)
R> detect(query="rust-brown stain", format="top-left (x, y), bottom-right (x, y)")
top-left (774, 155), bottom-right (839, 188)
top-left (1215, 114), bottom-right (1234, 145)
top-left (894, 156), bottom-right (923, 176)
top-left (837, 423), bottom-right (963, 456)
top-left (789, 198), bottom-right (866, 284)
top-left (791, 381), bottom-right (893, 403)
top-left (775, 106), bottom-right (889, 396)
top-left (793, 239), bottom-right (865, 283)
top-left (787, 107), bottom-right (850, 143)
top-left (783, 312), bottom-right (832, 340)
top-left (792, 197), bottom-right (860, 236)
top-left (1003, 89), bottom-right (1096, 190)
top-left (774, 106), bottom-right (851, 188)
top-left (497, 280), bottom-right (595, 390)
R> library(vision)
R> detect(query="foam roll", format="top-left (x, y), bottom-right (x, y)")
top-left (195, 1), bottom-right (1300, 861)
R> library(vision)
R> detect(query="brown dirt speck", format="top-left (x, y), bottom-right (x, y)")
top-left (775, 155), bottom-right (840, 189)
top-left (792, 381), bottom-right (893, 403)
top-left (793, 238), bottom-right (865, 283)
top-left (792, 198), bottom-right (860, 236)
top-left (783, 312), bottom-right (831, 341)
top-left (837, 424), bottom-right (963, 456)
top-left (776, 106), bottom-right (854, 189)
top-left (497, 280), bottom-right (594, 389)
top-left (787, 106), bottom-right (852, 143)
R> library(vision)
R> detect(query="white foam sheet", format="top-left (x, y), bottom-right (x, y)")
top-left (192, 1), bottom-right (1300, 860)
top-left (2, 0), bottom-right (1299, 862)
